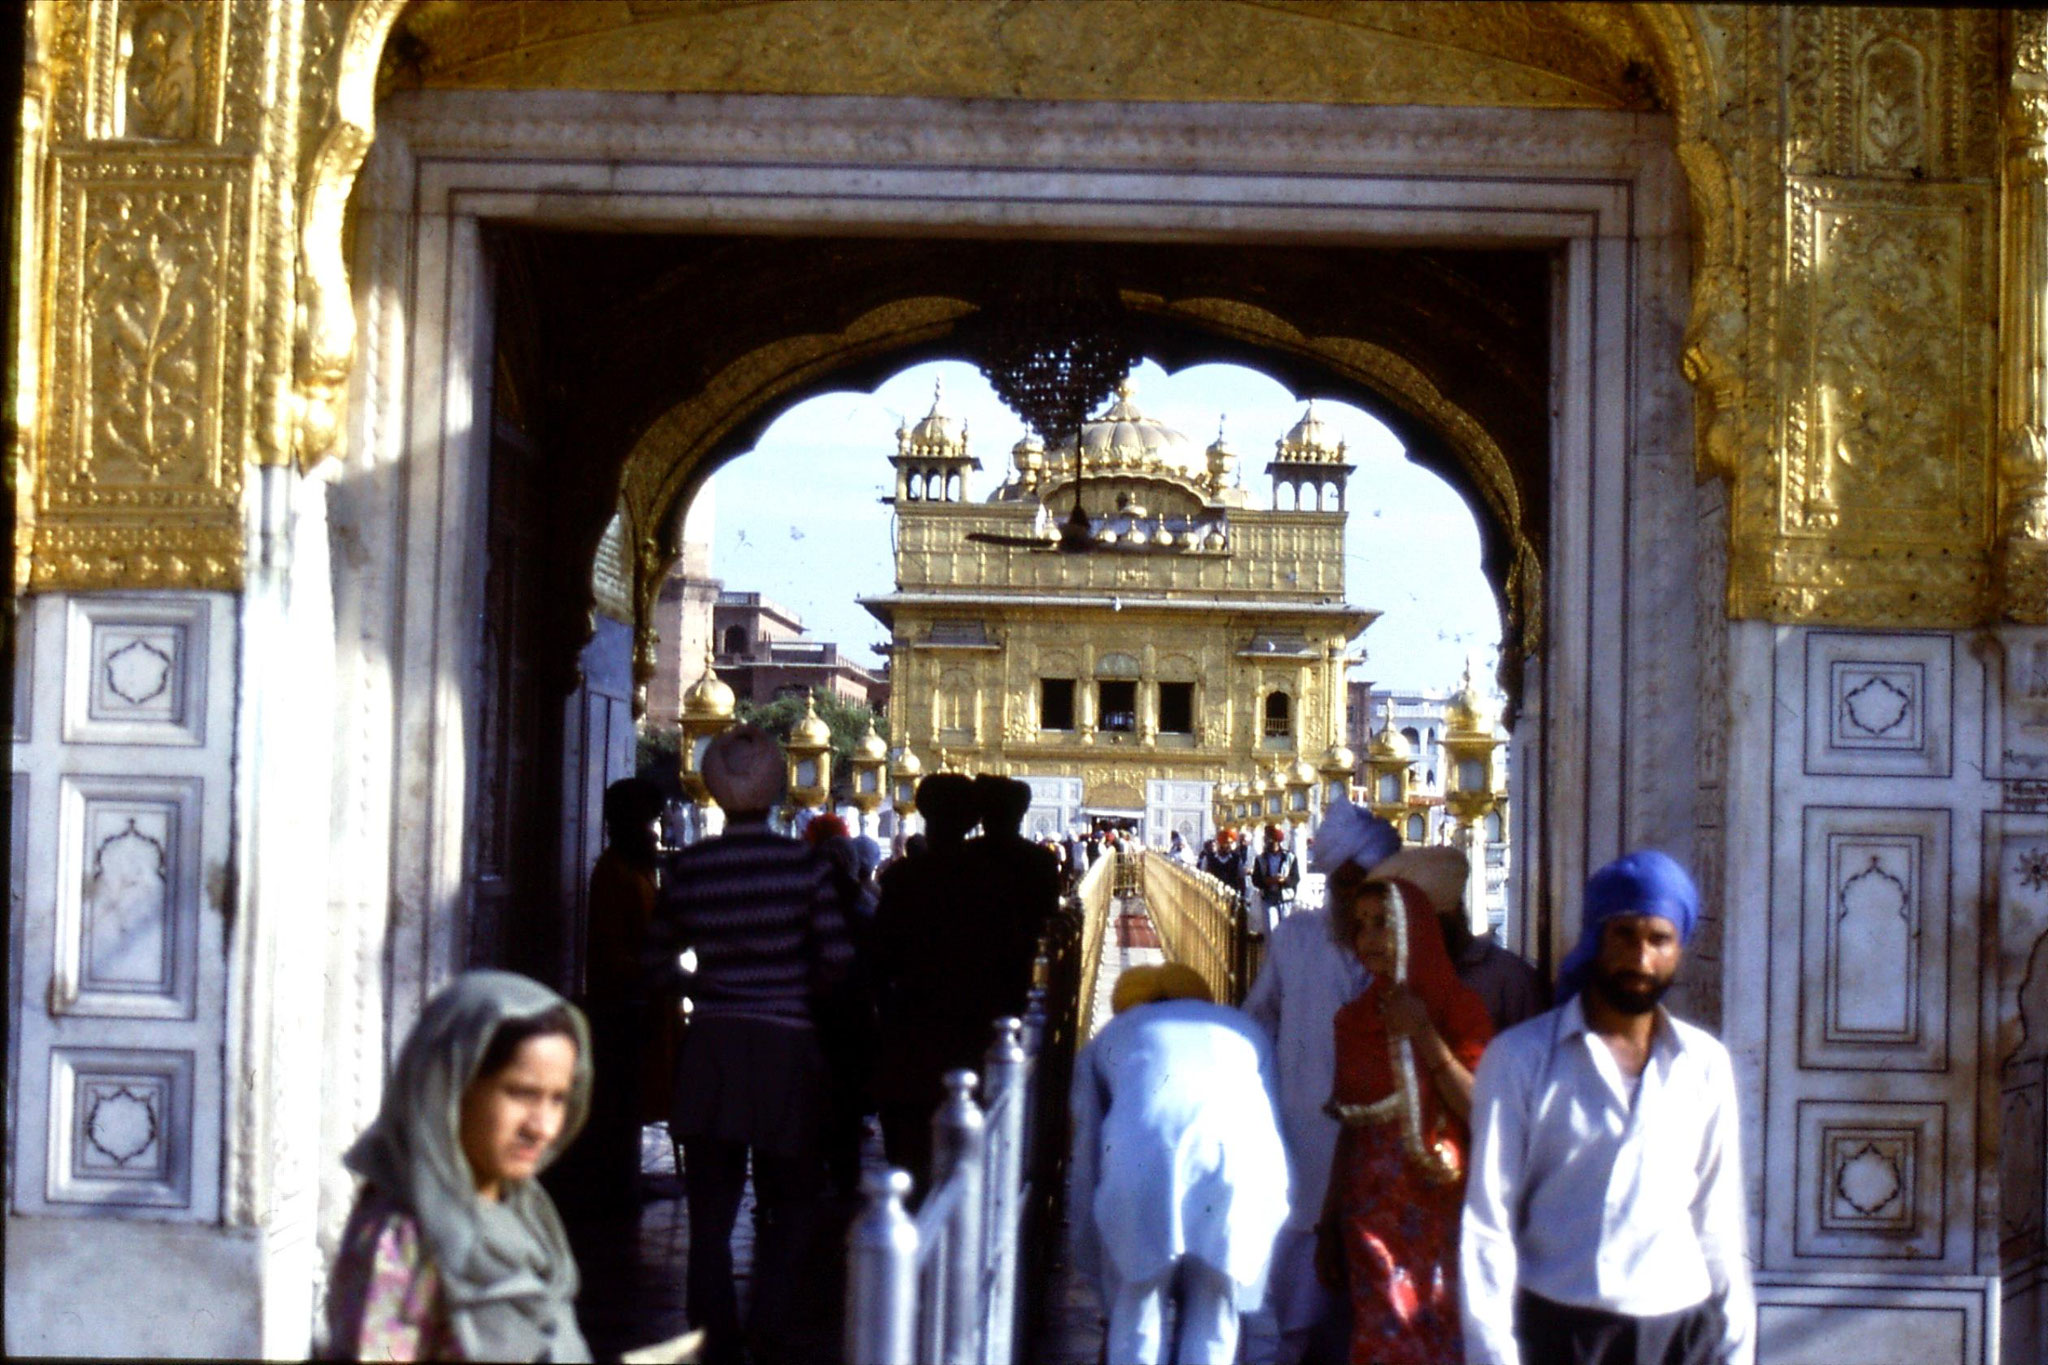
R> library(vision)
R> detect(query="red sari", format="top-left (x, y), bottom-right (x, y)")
top-left (1330, 878), bottom-right (1493, 1365)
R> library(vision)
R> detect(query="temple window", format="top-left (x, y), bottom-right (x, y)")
top-left (1158, 682), bottom-right (1194, 734)
top-left (1040, 678), bottom-right (1076, 731)
top-left (1407, 814), bottom-right (1427, 842)
top-left (1099, 680), bottom-right (1138, 733)
top-left (1263, 691), bottom-right (1291, 738)
top-left (722, 625), bottom-right (747, 656)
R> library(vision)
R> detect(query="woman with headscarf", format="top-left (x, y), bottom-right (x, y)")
top-left (1316, 866), bottom-right (1493, 1365)
top-left (1069, 964), bottom-right (1291, 1365)
top-left (325, 970), bottom-right (593, 1362)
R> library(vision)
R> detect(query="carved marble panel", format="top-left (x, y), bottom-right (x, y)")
top-left (1796, 1100), bottom-right (1946, 1260)
top-left (51, 775), bottom-right (203, 1020)
top-left (1804, 632), bottom-right (1952, 778)
top-left (1801, 807), bottom-right (1951, 1071)
top-left (1780, 179), bottom-right (1994, 554)
top-left (1995, 812), bottom-right (2048, 1077)
top-left (61, 596), bottom-right (211, 746)
top-left (46, 1046), bottom-right (193, 1209)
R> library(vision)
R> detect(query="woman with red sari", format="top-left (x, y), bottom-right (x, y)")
top-left (1315, 863), bottom-right (1494, 1364)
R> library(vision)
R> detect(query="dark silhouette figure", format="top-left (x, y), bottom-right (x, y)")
top-left (872, 773), bottom-right (1040, 1193)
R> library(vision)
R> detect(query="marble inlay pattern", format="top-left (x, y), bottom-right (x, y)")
top-left (63, 596), bottom-right (212, 747)
top-left (1802, 808), bottom-right (1951, 1071)
top-left (52, 774), bottom-right (201, 1020)
top-left (1797, 1101), bottom-right (1945, 1259)
top-left (47, 1046), bottom-right (192, 1209)
top-left (1804, 631), bottom-right (1953, 777)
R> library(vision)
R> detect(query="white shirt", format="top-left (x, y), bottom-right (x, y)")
top-left (1460, 995), bottom-right (1754, 1365)
top-left (1068, 999), bottom-right (1291, 1305)
top-left (1239, 909), bottom-right (1370, 1233)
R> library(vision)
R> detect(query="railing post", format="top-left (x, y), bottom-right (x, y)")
top-left (847, 1168), bottom-right (919, 1365)
top-left (983, 1018), bottom-right (1028, 1365)
top-left (932, 1069), bottom-right (986, 1365)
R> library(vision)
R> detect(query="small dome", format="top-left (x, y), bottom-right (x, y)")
top-left (1012, 431), bottom-right (1045, 475)
top-left (890, 746), bottom-right (924, 778)
top-left (790, 694), bottom-right (832, 749)
top-left (1205, 418), bottom-right (1236, 481)
top-left (900, 378), bottom-right (967, 458)
top-left (1444, 659), bottom-right (1497, 734)
top-left (1369, 699), bottom-right (1410, 758)
top-left (855, 719), bottom-right (888, 762)
top-left (682, 655), bottom-right (735, 721)
top-left (1276, 399), bottom-right (1346, 463)
top-left (1289, 757), bottom-right (1319, 788)
top-left (1321, 741), bottom-right (1357, 773)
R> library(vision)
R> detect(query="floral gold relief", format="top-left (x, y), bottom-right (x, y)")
top-left (34, 153), bottom-right (253, 592)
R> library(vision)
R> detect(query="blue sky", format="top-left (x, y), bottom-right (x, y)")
top-left (695, 357), bottom-right (1501, 694)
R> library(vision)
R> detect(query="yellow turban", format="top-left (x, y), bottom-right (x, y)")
top-left (1111, 963), bottom-right (1215, 1014)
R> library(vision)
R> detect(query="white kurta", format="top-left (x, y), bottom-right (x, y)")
top-left (1069, 998), bottom-right (1291, 1307)
top-left (1238, 908), bottom-right (1370, 1233)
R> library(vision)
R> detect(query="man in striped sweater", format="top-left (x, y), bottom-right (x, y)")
top-left (657, 723), bottom-right (853, 1365)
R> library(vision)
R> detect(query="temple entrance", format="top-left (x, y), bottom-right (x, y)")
top-left (336, 91), bottom-right (1697, 1037)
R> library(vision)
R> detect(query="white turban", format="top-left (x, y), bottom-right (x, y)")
top-left (1308, 795), bottom-right (1401, 876)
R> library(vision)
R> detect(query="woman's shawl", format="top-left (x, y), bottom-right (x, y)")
top-left (343, 970), bottom-right (594, 1363)
top-left (1331, 879), bottom-right (1493, 1164)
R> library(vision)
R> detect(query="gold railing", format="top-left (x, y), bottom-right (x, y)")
top-left (1138, 851), bottom-right (1259, 1006)
top-left (1074, 852), bottom-right (1117, 1040)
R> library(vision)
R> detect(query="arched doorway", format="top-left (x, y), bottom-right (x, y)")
top-left (334, 86), bottom-right (1696, 1054)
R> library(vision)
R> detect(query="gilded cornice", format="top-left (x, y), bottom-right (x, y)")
top-left (14, 0), bottom-right (2034, 632)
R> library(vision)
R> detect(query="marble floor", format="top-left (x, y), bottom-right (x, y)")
top-left (562, 895), bottom-right (1164, 1364)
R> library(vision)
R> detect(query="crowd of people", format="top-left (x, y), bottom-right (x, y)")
top-left (318, 721), bottom-right (1753, 1365)
top-left (1065, 798), bottom-right (1752, 1365)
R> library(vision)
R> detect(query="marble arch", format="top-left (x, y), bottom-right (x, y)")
top-left (15, 6), bottom-right (2048, 1363)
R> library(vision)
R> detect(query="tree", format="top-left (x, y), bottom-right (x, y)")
top-left (735, 689), bottom-right (889, 802)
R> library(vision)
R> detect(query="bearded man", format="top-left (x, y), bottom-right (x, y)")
top-left (1459, 851), bottom-right (1753, 1365)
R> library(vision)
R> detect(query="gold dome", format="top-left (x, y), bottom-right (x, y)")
top-left (890, 746), bottom-right (924, 779)
top-left (1052, 379), bottom-right (1203, 477)
top-left (1276, 399), bottom-right (1346, 463)
top-left (1369, 698), bottom-right (1410, 758)
top-left (1289, 757), bottom-right (1319, 787)
top-left (854, 718), bottom-right (888, 762)
top-left (682, 654), bottom-right (735, 721)
top-left (790, 694), bottom-right (832, 749)
top-left (1205, 418), bottom-right (1236, 481)
top-left (1445, 659), bottom-right (1497, 734)
top-left (1320, 740), bottom-right (1356, 772)
top-left (1012, 431), bottom-right (1045, 475)
top-left (898, 378), bottom-right (968, 458)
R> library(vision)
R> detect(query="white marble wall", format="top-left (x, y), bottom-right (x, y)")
top-left (1721, 622), bottom-right (2008, 1364)
top-left (6, 591), bottom-right (251, 1356)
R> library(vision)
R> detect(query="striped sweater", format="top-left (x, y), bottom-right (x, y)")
top-left (656, 821), bottom-right (852, 1025)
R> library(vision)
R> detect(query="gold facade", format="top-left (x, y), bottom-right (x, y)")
top-left (10, 2), bottom-right (2045, 627)
top-left (865, 392), bottom-right (1371, 808)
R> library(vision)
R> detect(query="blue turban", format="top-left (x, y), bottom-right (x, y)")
top-left (1307, 795), bottom-right (1402, 876)
top-left (1556, 849), bottom-right (1700, 1003)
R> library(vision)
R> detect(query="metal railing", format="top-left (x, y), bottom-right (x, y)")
top-left (1136, 850), bottom-right (1261, 1005)
top-left (1073, 854), bottom-right (1116, 1040)
top-left (846, 918), bottom-right (1084, 1365)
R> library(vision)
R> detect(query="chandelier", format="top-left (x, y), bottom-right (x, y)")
top-left (965, 253), bottom-right (1151, 553)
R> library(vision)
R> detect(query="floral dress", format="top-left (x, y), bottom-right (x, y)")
top-left (325, 1187), bottom-right (464, 1361)
top-left (1330, 885), bottom-right (1493, 1365)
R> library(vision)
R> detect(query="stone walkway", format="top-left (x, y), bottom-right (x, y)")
top-left (564, 893), bottom-right (1162, 1364)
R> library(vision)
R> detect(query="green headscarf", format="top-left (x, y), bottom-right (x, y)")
top-left (343, 970), bottom-right (594, 1363)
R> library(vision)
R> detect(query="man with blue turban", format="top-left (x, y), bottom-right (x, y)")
top-left (1459, 850), bottom-right (1754, 1365)
top-left (1241, 796), bottom-right (1401, 1365)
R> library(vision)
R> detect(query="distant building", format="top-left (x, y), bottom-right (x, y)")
top-left (713, 591), bottom-right (886, 708)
